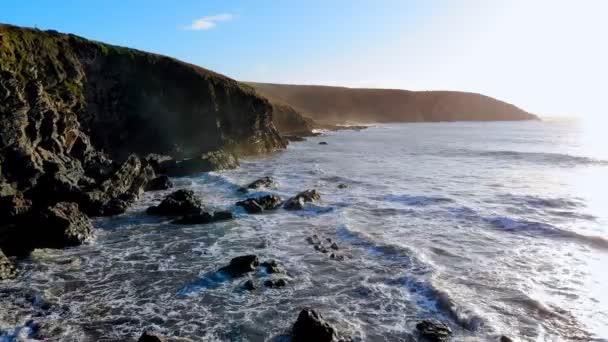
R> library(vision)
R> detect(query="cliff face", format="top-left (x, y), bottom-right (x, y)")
top-left (250, 83), bottom-right (538, 125)
top-left (0, 24), bottom-right (285, 257)
top-left (0, 24), bottom-right (285, 193)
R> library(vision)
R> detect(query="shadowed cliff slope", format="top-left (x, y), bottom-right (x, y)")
top-left (250, 82), bottom-right (538, 125)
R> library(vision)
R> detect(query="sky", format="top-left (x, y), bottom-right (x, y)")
top-left (1, 0), bottom-right (607, 120)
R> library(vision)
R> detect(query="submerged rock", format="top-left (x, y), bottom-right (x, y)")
top-left (264, 278), bottom-right (288, 288)
top-left (292, 309), bottom-right (337, 342)
top-left (219, 255), bottom-right (260, 277)
top-left (416, 319), bottom-right (452, 341)
top-left (247, 176), bottom-right (274, 190)
top-left (284, 189), bottom-right (320, 210)
top-left (319, 141), bottom-right (328, 145)
top-left (0, 250), bottom-right (17, 280)
top-left (166, 150), bottom-right (239, 177)
top-left (172, 211), bottom-right (233, 225)
top-left (137, 330), bottom-right (167, 342)
top-left (261, 260), bottom-right (284, 274)
top-left (236, 194), bottom-right (282, 214)
top-left (147, 189), bottom-right (202, 216)
top-left (242, 279), bottom-right (257, 291)
top-left (145, 175), bottom-right (173, 191)
top-left (337, 183), bottom-right (348, 189)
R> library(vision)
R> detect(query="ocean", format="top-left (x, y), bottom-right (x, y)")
top-left (1, 119), bottom-right (607, 341)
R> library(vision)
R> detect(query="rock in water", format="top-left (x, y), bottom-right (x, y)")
top-left (147, 189), bottom-right (202, 216)
top-left (499, 336), bottom-right (514, 342)
top-left (264, 278), bottom-right (288, 288)
top-left (137, 330), bottom-right (166, 342)
top-left (219, 255), bottom-right (260, 277)
top-left (236, 195), bottom-right (283, 213)
top-left (146, 175), bottom-right (173, 191)
top-left (261, 260), bottom-right (284, 274)
top-left (172, 211), bottom-right (233, 225)
top-left (34, 202), bottom-right (94, 249)
top-left (416, 319), bottom-right (452, 341)
top-left (319, 141), bottom-right (328, 145)
top-left (284, 189), bottom-right (321, 210)
top-left (247, 177), bottom-right (274, 190)
top-left (337, 183), bottom-right (348, 189)
top-left (0, 250), bottom-right (17, 280)
top-left (242, 279), bottom-right (257, 291)
top-left (166, 150), bottom-right (239, 177)
top-left (292, 309), bottom-right (337, 342)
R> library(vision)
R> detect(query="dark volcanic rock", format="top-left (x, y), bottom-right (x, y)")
top-left (242, 279), bottom-right (257, 291)
top-left (261, 260), bottom-right (284, 274)
top-left (499, 336), bottom-right (514, 342)
top-left (145, 175), bottom-right (173, 191)
top-left (172, 211), bottom-right (233, 225)
top-left (99, 197), bottom-right (131, 216)
top-left (236, 194), bottom-right (282, 214)
top-left (337, 183), bottom-right (348, 189)
top-left (416, 319), bottom-right (452, 341)
top-left (0, 250), bottom-right (17, 280)
top-left (137, 330), bottom-right (166, 342)
top-left (28, 202), bottom-right (94, 251)
top-left (284, 189), bottom-right (321, 210)
top-left (219, 255), bottom-right (259, 277)
top-left (147, 189), bottom-right (202, 216)
top-left (166, 150), bottom-right (239, 177)
top-left (264, 278), bottom-right (288, 288)
top-left (292, 309), bottom-right (337, 342)
top-left (319, 141), bottom-right (328, 145)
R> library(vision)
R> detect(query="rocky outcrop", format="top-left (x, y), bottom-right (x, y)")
top-left (137, 330), bottom-right (166, 342)
top-left (147, 189), bottom-right (202, 216)
top-left (415, 319), bottom-right (453, 341)
top-left (284, 189), bottom-right (321, 210)
top-left (219, 255), bottom-right (259, 277)
top-left (292, 309), bottom-right (338, 342)
top-left (165, 150), bottom-right (239, 177)
top-left (0, 249), bottom-right (17, 280)
top-left (236, 194), bottom-right (283, 213)
top-left (250, 82), bottom-right (538, 125)
top-left (0, 24), bottom-right (286, 254)
top-left (145, 175), bottom-right (173, 191)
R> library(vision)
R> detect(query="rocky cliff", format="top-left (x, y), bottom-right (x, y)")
top-left (250, 82), bottom-right (538, 125)
top-left (0, 24), bottom-right (285, 259)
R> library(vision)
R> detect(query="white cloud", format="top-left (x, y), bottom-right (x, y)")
top-left (184, 14), bottom-right (233, 30)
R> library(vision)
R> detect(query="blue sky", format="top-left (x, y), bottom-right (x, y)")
top-left (2, 1), bottom-right (607, 119)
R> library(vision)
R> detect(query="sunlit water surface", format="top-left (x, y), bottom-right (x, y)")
top-left (1, 120), bottom-right (607, 341)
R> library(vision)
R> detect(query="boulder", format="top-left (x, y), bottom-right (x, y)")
top-left (172, 211), bottom-right (233, 225)
top-left (219, 255), bottom-right (259, 277)
top-left (0, 250), bottom-right (17, 280)
top-left (236, 194), bottom-right (282, 214)
top-left (284, 189), bottom-right (320, 210)
top-left (261, 260), bottom-right (284, 274)
top-left (147, 189), bottom-right (202, 216)
top-left (499, 336), bottom-right (514, 342)
top-left (292, 309), bottom-right (337, 342)
top-left (98, 197), bottom-right (131, 216)
top-left (247, 177), bottom-right (274, 190)
top-left (242, 279), bottom-right (257, 291)
top-left (137, 330), bottom-right (167, 342)
top-left (33, 202), bottom-right (94, 250)
top-left (166, 150), bottom-right (239, 177)
top-left (415, 319), bottom-right (452, 341)
top-left (264, 278), bottom-right (288, 288)
top-left (145, 175), bottom-right (173, 191)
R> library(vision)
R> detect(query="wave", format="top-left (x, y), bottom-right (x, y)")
top-left (486, 216), bottom-right (608, 250)
top-left (498, 194), bottom-right (584, 210)
top-left (472, 150), bottom-right (608, 167)
top-left (378, 194), bottom-right (454, 206)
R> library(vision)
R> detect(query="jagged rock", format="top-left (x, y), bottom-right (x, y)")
top-left (145, 154), bottom-right (177, 175)
top-left (172, 211), bottom-right (233, 225)
top-left (242, 279), bottom-right (257, 291)
top-left (25, 202), bottom-right (94, 251)
top-left (137, 330), bottom-right (167, 342)
top-left (0, 250), bottom-right (17, 280)
top-left (166, 150), bottom-right (239, 177)
top-left (284, 189), bottom-right (321, 210)
top-left (147, 189), bottom-right (202, 216)
top-left (236, 194), bottom-right (282, 214)
top-left (292, 309), bottom-right (337, 342)
top-left (416, 319), bottom-right (452, 341)
top-left (98, 197), bottom-right (131, 216)
top-left (247, 176), bottom-right (274, 190)
top-left (264, 278), bottom-right (288, 288)
top-left (145, 175), bottom-right (173, 191)
top-left (0, 192), bottom-right (32, 219)
top-left (219, 255), bottom-right (259, 277)
top-left (261, 260), bottom-right (284, 274)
